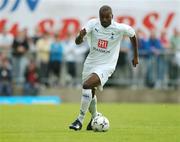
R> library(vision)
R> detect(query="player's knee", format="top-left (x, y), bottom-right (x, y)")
top-left (82, 83), bottom-right (91, 89)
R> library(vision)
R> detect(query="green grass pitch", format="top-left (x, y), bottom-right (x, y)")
top-left (0, 103), bottom-right (180, 142)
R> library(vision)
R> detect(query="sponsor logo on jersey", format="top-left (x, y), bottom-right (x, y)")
top-left (93, 47), bottom-right (110, 53)
top-left (98, 39), bottom-right (108, 49)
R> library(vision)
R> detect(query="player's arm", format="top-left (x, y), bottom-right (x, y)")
top-left (129, 35), bottom-right (139, 67)
top-left (75, 28), bottom-right (87, 45)
top-left (120, 23), bottom-right (139, 67)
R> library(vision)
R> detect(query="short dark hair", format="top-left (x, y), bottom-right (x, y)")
top-left (99, 5), bottom-right (112, 15)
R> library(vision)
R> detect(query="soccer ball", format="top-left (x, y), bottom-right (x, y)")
top-left (91, 115), bottom-right (110, 132)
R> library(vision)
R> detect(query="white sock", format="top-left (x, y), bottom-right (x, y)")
top-left (89, 95), bottom-right (98, 118)
top-left (78, 89), bottom-right (92, 124)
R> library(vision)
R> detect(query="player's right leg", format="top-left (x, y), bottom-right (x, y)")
top-left (69, 89), bottom-right (92, 130)
top-left (69, 119), bottom-right (82, 131)
top-left (69, 73), bottom-right (100, 131)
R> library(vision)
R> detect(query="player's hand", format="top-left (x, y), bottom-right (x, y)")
top-left (132, 57), bottom-right (139, 67)
top-left (75, 29), bottom-right (87, 45)
top-left (79, 28), bottom-right (86, 38)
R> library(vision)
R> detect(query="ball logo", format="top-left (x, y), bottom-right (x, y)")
top-left (98, 39), bottom-right (108, 49)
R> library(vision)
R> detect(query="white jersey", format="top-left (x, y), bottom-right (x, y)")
top-left (83, 18), bottom-right (135, 70)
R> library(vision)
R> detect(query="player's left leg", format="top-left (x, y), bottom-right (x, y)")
top-left (86, 88), bottom-right (97, 130)
top-left (86, 88), bottom-right (103, 130)
top-left (89, 88), bottom-right (97, 118)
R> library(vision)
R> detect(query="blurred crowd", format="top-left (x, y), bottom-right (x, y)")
top-left (0, 26), bottom-right (180, 96)
top-left (112, 28), bottom-right (180, 90)
top-left (0, 27), bottom-right (88, 96)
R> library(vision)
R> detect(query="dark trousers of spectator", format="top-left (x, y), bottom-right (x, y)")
top-left (66, 62), bottom-right (76, 78)
top-left (23, 83), bottom-right (39, 96)
top-left (145, 56), bottom-right (155, 88)
top-left (48, 61), bottom-right (62, 78)
top-left (12, 56), bottom-right (28, 83)
top-left (0, 82), bottom-right (13, 96)
top-left (40, 61), bottom-right (49, 85)
top-left (168, 62), bottom-right (179, 88)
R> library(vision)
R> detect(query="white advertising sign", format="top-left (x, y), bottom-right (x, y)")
top-left (0, 0), bottom-right (179, 38)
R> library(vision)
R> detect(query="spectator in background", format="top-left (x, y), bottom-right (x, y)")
top-left (147, 30), bottom-right (164, 88)
top-left (48, 33), bottom-right (63, 86)
top-left (111, 36), bottom-right (131, 85)
top-left (12, 30), bottom-right (29, 83)
top-left (160, 30), bottom-right (171, 88)
top-left (36, 32), bottom-right (52, 86)
top-left (74, 41), bottom-right (89, 84)
top-left (30, 27), bottom-right (42, 59)
top-left (171, 28), bottom-right (180, 50)
top-left (23, 60), bottom-right (40, 96)
top-left (0, 58), bottom-right (13, 96)
top-left (134, 29), bottom-right (150, 88)
top-left (63, 32), bottom-right (77, 86)
top-left (32, 27), bottom-right (42, 45)
top-left (0, 27), bottom-right (14, 58)
top-left (171, 28), bottom-right (180, 66)
top-left (27, 37), bottom-right (37, 59)
top-left (169, 28), bottom-right (180, 88)
top-left (160, 30), bottom-right (170, 49)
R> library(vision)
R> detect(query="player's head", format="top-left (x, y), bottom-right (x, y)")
top-left (99, 5), bottom-right (113, 28)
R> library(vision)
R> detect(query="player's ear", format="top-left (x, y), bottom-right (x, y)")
top-left (111, 14), bottom-right (113, 19)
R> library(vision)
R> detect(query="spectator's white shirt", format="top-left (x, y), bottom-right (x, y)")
top-left (83, 18), bottom-right (135, 70)
top-left (75, 41), bottom-right (89, 63)
top-left (0, 33), bottom-right (14, 47)
top-left (64, 38), bottom-right (89, 63)
top-left (63, 38), bottom-right (77, 62)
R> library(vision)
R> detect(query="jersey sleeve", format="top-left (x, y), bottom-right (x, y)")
top-left (119, 24), bottom-right (136, 37)
top-left (82, 19), bottom-right (97, 34)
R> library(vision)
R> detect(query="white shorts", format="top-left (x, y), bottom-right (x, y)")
top-left (82, 65), bottom-right (114, 91)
